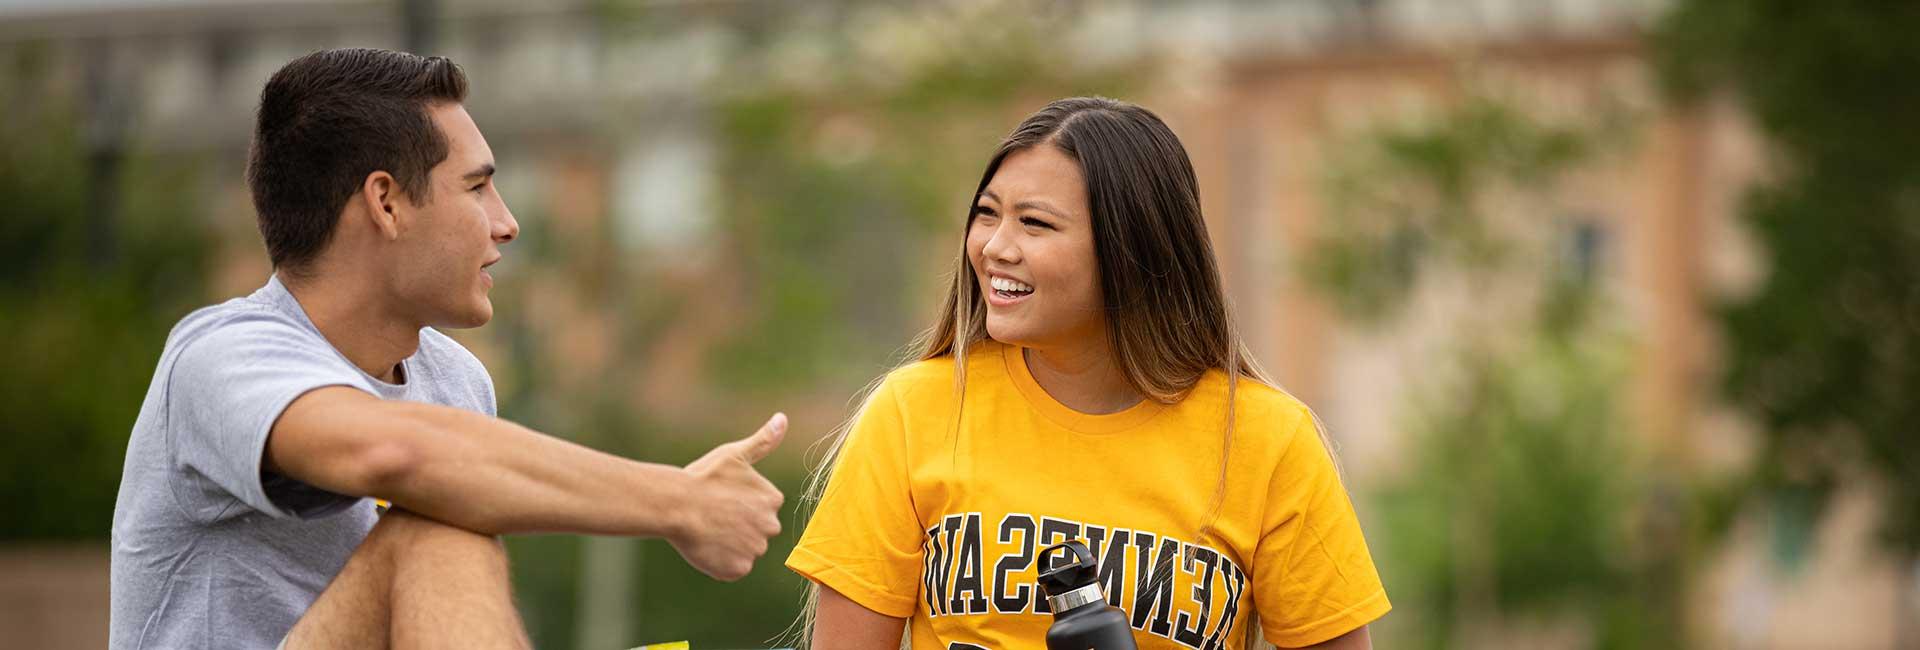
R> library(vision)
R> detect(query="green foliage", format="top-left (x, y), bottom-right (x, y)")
top-left (0, 51), bottom-right (214, 539)
top-left (1656, 1), bottom-right (1920, 558)
top-left (705, 1), bottom-right (1138, 394)
top-left (1375, 323), bottom-right (1655, 649)
top-left (1307, 97), bottom-right (1610, 323)
top-left (706, 94), bottom-right (926, 392)
top-left (1304, 93), bottom-right (1684, 647)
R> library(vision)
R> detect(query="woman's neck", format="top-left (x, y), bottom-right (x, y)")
top-left (1023, 343), bottom-right (1143, 415)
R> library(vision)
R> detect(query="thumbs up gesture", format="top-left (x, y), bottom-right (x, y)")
top-left (669, 413), bottom-right (790, 581)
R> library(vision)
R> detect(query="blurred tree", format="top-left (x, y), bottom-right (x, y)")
top-left (1656, 0), bottom-right (1920, 639)
top-left (0, 46), bottom-right (213, 540)
top-left (1659, 0), bottom-right (1920, 554)
top-left (1306, 95), bottom-right (1680, 648)
top-left (706, 1), bottom-right (1138, 396)
top-left (1373, 320), bottom-right (1652, 649)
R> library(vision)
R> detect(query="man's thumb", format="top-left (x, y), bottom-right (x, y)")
top-left (736, 412), bottom-right (788, 464)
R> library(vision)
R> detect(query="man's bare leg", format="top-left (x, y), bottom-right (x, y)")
top-left (283, 508), bottom-right (530, 649)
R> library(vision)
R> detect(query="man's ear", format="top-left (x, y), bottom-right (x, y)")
top-left (357, 171), bottom-right (403, 241)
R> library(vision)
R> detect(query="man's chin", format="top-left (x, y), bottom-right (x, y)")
top-left (438, 301), bottom-right (493, 329)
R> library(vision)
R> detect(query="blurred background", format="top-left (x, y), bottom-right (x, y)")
top-left (2, 0), bottom-right (1915, 648)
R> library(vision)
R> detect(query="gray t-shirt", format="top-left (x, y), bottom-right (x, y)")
top-left (109, 275), bottom-right (497, 649)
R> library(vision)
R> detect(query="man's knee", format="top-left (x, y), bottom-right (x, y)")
top-left (285, 510), bottom-right (517, 649)
top-left (363, 509), bottom-right (507, 569)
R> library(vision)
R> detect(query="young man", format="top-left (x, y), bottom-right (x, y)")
top-left (109, 48), bottom-right (785, 649)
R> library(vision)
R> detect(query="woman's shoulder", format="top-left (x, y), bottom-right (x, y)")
top-left (875, 350), bottom-right (960, 406)
top-left (880, 340), bottom-right (1005, 389)
top-left (1188, 369), bottom-right (1318, 449)
top-left (1239, 375), bottom-right (1314, 425)
top-left (882, 357), bottom-right (951, 393)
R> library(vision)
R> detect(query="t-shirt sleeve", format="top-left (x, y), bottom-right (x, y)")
top-left (165, 314), bottom-right (375, 521)
top-left (786, 376), bottom-right (924, 618)
top-left (1253, 408), bottom-right (1391, 647)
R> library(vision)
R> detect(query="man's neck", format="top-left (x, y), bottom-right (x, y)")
top-left (1024, 341), bottom-right (1142, 415)
top-left (279, 272), bottom-right (421, 384)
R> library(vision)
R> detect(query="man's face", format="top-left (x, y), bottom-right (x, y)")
top-left (390, 102), bottom-right (517, 329)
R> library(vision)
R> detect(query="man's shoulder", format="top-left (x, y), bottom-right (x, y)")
top-left (415, 328), bottom-right (496, 414)
top-left (163, 293), bottom-right (320, 361)
top-left (417, 327), bottom-right (487, 374)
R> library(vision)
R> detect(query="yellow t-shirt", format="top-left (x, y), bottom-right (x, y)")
top-left (788, 341), bottom-right (1389, 649)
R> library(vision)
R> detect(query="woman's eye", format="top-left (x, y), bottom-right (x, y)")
top-left (1021, 216), bottom-right (1054, 230)
top-left (972, 205), bottom-right (998, 219)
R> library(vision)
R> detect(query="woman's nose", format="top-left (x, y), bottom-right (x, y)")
top-left (982, 222), bottom-right (1020, 264)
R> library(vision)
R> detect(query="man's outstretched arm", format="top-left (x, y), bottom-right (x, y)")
top-left (265, 386), bottom-right (785, 580)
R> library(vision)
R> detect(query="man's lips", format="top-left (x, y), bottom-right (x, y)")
top-left (481, 257), bottom-right (501, 288)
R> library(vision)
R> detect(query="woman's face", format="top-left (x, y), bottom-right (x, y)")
top-left (968, 144), bottom-right (1105, 351)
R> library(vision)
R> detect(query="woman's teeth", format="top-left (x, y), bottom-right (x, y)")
top-left (990, 277), bottom-right (1034, 294)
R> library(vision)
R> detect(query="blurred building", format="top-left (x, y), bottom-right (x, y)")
top-left (1150, 3), bottom-right (1908, 648)
top-left (0, 0), bottom-right (1908, 648)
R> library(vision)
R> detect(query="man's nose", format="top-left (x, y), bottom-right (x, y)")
top-left (492, 202), bottom-right (519, 243)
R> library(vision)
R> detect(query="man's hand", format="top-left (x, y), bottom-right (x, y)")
top-left (668, 413), bottom-right (789, 581)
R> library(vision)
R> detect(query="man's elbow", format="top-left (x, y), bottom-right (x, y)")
top-left (272, 388), bottom-right (432, 499)
top-left (344, 412), bottom-right (505, 534)
top-left (351, 437), bottom-right (423, 497)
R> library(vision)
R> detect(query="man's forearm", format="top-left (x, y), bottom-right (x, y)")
top-left (370, 401), bottom-right (691, 537)
top-left (270, 387), bottom-right (690, 538)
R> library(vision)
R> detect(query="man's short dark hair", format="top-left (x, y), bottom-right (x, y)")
top-left (246, 48), bottom-right (469, 276)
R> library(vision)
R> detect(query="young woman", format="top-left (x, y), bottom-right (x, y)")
top-left (787, 97), bottom-right (1388, 650)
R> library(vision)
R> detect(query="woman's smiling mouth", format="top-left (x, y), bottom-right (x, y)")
top-left (986, 274), bottom-right (1034, 305)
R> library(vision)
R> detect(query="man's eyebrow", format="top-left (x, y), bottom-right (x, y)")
top-left (463, 163), bottom-right (496, 180)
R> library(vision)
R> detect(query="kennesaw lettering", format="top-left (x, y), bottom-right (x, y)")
top-left (922, 512), bottom-right (1249, 650)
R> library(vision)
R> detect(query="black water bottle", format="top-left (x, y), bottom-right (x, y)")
top-left (1037, 540), bottom-right (1138, 650)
